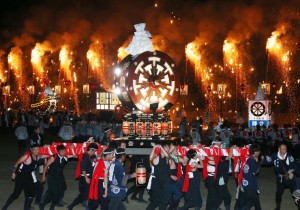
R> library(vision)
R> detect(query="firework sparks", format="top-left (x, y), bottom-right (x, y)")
top-left (59, 45), bottom-right (80, 114)
top-left (223, 40), bottom-right (239, 71)
top-left (87, 40), bottom-right (112, 90)
top-left (266, 27), bottom-right (299, 116)
top-left (31, 44), bottom-right (44, 76)
top-left (8, 47), bottom-right (23, 87)
top-left (87, 49), bottom-right (100, 71)
top-left (0, 51), bottom-right (6, 83)
top-left (185, 42), bottom-right (202, 83)
top-left (31, 41), bottom-right (53, 86)
top-left (266, 31), bottom-right (282, 52)
top-left (185, 41), bottom-right (220, 120)
top-left (8, 47), bottom-right (29, 108)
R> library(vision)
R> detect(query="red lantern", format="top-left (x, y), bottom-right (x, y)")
top-left (90, 84), bottom-right (97, 90)
top-left (64, 80), bottom-right (71, 85)
top-left (180, 85), bottom-right (184, 90)
top-left (21, 85), bottom-right (26, 90)
top-left (43, 78), bottom-right (49, 85)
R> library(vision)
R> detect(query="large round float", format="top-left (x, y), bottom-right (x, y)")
top-left (115, 51), bottom-right (180, 113)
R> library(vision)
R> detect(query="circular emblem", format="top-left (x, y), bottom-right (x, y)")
top-left (243, 164), bottom-right (249, 174)
top-left (115, 51), bottom-right (179, 113)
top-left (250, 102), bottom-right (265, 117)
top-left (242, 179), bottom-right (249, 186)
top-left (112, 187), bottom-right (120, 194)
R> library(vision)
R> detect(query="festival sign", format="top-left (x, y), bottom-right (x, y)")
top-left (248, 83), bottom-right (271, 128)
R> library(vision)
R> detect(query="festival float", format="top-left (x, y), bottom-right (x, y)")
top-left (113, 23), bottom-right (180, 154)
top-left (31, 85), bottom-right (59, 113)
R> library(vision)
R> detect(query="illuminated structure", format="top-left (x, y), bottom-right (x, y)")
top-left (113, 24), bottom-right (179, 147)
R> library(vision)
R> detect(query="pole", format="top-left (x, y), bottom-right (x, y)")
top-left (220, 96), bottom-right (223, 121)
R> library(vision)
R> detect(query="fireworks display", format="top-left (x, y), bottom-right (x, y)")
top-left (266, 25), bottom-right (299, 119)
top-left (0, 0), bottom-right (299, 120)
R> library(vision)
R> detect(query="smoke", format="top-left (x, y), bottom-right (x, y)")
top-left (0, 0), bottom-right (297, 63)
top-left (0, 0), bottom-right (300, 111)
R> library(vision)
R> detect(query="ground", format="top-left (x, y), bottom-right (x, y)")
top-left (0, 128), bottom-right (298, 210)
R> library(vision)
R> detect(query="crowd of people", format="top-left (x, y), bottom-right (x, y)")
top-left (3, 109), bottom-right (300, 210)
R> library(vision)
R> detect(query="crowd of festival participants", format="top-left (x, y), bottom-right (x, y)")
top-left (3, 111), bottom-right (300, 210)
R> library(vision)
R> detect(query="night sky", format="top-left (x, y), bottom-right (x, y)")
top-left (0, 0), bottom-right (299, 113)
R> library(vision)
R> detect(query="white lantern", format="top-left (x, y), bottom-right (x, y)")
top-left (217, 84), bottom-right (226, 95)
top-left (261, 83), bottom-right (270, 95)
top-left (28, 86), bottom-right (35, 95)
top-left (3, 85), bottom-right (10, 95)
top-left (54, 85), bottom-right (61, 95)
top-left (83, 84), bottom-right (90, 94)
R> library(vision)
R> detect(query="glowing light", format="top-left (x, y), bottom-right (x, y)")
top-left (59, 45), bottom-right (80, 114)
top-left (8, 47), bottom-right (29, 108)
top-left (266, 27), bottom-right (298, 115)
top-left (87, 40), bottom-right (111, 90)
top-left (276, 86), bottom-right (282, 94)
top-left (114, 87), bottom-right (121, 95)
top-left (117, 47), bottom-right (128, 61)
top-left (73, 72), bottom-right (77, 82)
top-left (87, 49), bottom-right (100, 70)
top-left (266, 31), bottom-right (281, 51)
top-left (114, 68), bottom-right (121, 76)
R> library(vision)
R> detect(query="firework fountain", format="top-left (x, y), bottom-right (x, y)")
top-left (8, 47), bottom-right (30, 108)
top-left (266, 26), bottom-right (299, 114)
top-left (0, 50), bottom-right (6, 83)
top-left (87, 39), bottom-right (112, 90)
top-left (185, 40), bottom-right (219, 121)
top-left (266, 26), bottom-right (299, 118)
top-left (59, 45), bottom-right (80, 114)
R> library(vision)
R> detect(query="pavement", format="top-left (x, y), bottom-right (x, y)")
top-left (0, 127), bottom-right (299, 210)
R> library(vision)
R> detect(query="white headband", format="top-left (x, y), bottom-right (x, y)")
top-left (115, 151), bottom-right (125, 155)
top-left (103, 151), bottom-right (114, 155)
